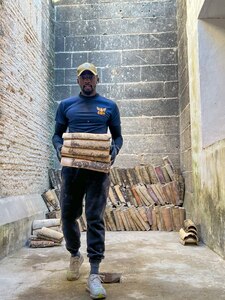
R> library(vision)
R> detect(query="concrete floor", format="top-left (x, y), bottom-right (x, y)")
top-left (0, 231), bottom-right (225, 300)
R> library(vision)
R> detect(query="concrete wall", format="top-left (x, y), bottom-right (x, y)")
top-left (54, 0), bottom-right (180, 168)
top-left (0, 0), bottom-right (55, 258)
top-left (176, 0), bottom-right (193, 215)
top-left (186, 0), bottom-right (225, 258)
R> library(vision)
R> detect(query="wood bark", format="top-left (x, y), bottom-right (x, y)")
top-left (63, 139), bottom-right (110, 150)
top-left (61, 157), bottom-right (111, 173)
top-left (62, 132), bottom-right (111, 140)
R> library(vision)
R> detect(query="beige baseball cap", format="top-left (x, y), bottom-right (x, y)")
top-left (77, 62), bottom-right (98, 76)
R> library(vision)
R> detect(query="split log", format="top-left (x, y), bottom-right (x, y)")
top-left (32, 219), bottom-right (61, 230)
top-left (36, 227), bottom-right (64, 243)
top-left (62, 153), bottom-right (111, 163)
top-left (61, 146), bottom-right (110, 159)
top-left (29, 240), bottom-right (61, 248)
top-left (63, 139), bottom-right (110, 150)
top-left (62, 132), bottom-right (111, 141)
top-left (61, 157), bottom-right (111, 173)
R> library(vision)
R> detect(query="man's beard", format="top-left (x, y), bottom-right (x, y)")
top-left (82, 84), bottom-right (95, 96)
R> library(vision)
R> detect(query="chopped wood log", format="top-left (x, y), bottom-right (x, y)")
top-left (42, 189), bottom-right (60, 210)
top-left (184, 219), bottom-right (198, 233)
top-left (108, 187), bottom-right (118, 206)
top-left (171, 206), bottom-right (181, 231)
top-left (63, 132), bottom-right (111, 141)
top-left (154, 166), bottom-right (166, 184)
top-left (61, 146), bottom-right (110, 159)
top-left (62, 153), bottom-right (111, 163)
top-left (61, 157), bottom-right (111, 173)
top-left (29, 240), bottom-right (61, 248)
top-left (114, 185), bottom-right (126, 204)
top-left (36, 227), bottom-right (64, 243)
top-left (99, 272), bottom-right (122, 283)
top-left (161, 206), bottom-right (173, 231)
top-left (32, 219), bottom-right (61, 230)
top-left (179, 207), bottom-right (186, 228)
top-left (63, 139), bottom-right (110, 150)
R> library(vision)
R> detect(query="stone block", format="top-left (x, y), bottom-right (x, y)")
top-left (151, 116), bottom-right (179, 134)
top-left (160, 48), bottom-right (177, 64)
top-left (180, 104), bottom-right (191, 132)
top-left (70, 84), bottom-right (81, 96)
top-left (122, 50), bottom-right (160, 66)
top-left (56, 5), bottom-right (99, 22)
top-left (120, 134), bottom-right (179, 155)
top-left (164, 0), bottom-right (177, 17)
top-left (179, 65), bottom-right (189, 97)
top-left (54, 69), bottom-right (65, 85)
top-left (141, 65), bottom-right (178, 82)
top-left (179, 83), bottom-right (190, 112)
top-left (165, 81), bottom-right (179, 98)
top-left (100, 34), bottom-right (139, 50)
top-left (101, 66), bottom-right (141, 83)
top-left (121, 117), bottom-right (152, 135)
top-left (123, 82), bottom-right (164, 99)
top-left (139, 32), bottom-right (177, 49)
top-left (72, 53), bottom-right (88, 68)
top-left (89, 51), bottom-right (121, 67)
top-left (70, 20), bottom-right (100, 36)
top-left (55, 21), bottom-right (69, 37)
top-left (118, 98), bottom-right (179, 117)
top-left (65, 69), bottom-right (76, 84)
top-left (180, 125), bottom-right (192, 151)
top-left (65, 36), bottom-right (101, 52)
top-left (96, 83), bottom-right (124, 100)
top-left (55, 36), bottom-right (64, 52)
top-left (55, 53), bottom-right (72, 68)
top-left (180, 148), bottom-right (193, 172)
top-left (54, 85), bottom-right (71, 101)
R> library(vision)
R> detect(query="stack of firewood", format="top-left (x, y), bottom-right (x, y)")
top-left (28, 219), bottom-right (63, 248)
top-left (41, 188), bottom-right (61, 219)
top-left (45, 156), bottom-right (186, 232)
top-left (60, 132), bottom-right (111, 173)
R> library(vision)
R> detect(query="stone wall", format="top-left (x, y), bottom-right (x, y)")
top-left (176, 0), bottom-right (193, 214)
top-left (54, 0), bottom-right (180, 168)
top-left (185, 0), bottom-right (225, 259)
top-left (0, 0), bottom-right (55, 197)
top-left (0, 0), bottom-right (55, 258)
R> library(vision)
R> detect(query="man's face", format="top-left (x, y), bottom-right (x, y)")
top-left (77, 70), bottom-right (99, 96)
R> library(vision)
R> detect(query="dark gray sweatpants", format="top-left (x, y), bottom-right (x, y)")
top-left (60, 166), bottom-right (110, 263)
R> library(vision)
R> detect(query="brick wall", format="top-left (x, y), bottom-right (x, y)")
top-left (176, 0), bottom-right (193, 209)
top-left (54, 0), bottom-right (180, 168)
top-left (0, 0), bottom-right (55, 197)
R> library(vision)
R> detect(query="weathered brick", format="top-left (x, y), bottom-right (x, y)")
top-left (55, 69), bottom-right (65, 85)
top-left (120, 134), bottom-right (179, 155)
top-left (65, 69), bottom-right (76, 84)
top-left (139, 32), bottom-right (177, 49)
top-left (123, 82), bottom-right (164, 99)
top-left (72, 53), bottom-right (88, 68)
top-left (179, 83), bottom-right (190, 112)
top-left (65, 36), bottom-right (101, 52)
top-left (164, 81), bottom-right (179, 98)
top-left (141, 65), bottom-right (178, 81)
top-left (118, 99), bottom-right (179, 117)
top-left (54, 85), bottom-right (71, 101)
top-left (122, 50), bottom-right (160, 66)
top-left (55, 53), bottom-right (72, 68)
top-left (101, 66), bottom-right (141, 83)
top-left (160, 48), bottom-right (177, 64)
top-left (89, 51), bottom-right (121, 67)
top-left (55, 36), bottom-right (64, 52)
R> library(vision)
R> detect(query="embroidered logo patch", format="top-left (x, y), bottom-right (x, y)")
top-left (97, 107), bottom-right (106, 115)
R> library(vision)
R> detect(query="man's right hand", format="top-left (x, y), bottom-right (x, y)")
top-left (56, 145), bottom-right (62, 161)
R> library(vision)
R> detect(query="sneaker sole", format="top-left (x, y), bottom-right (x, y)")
top-left (86, 287), bottom-right (106, 299)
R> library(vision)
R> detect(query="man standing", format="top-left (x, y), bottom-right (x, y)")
top-left (52, 62), bottom-right (123, 299)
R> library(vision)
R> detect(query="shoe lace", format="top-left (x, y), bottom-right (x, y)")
top-left (90, 275), bottom-right (103, 288)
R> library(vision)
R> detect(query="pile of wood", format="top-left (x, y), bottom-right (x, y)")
top-left (45, 156), bottom-right (186, 232)
top-left (103, 204), bottom-right (186, 232)
top-left (60, 132), bottom-right (111, 173)
top-left (179, 219), bottom-right (199, 245)
top-left (29, 219), bottom-right (63, 248)
top-left (42, 189), bottom-right (61, 219)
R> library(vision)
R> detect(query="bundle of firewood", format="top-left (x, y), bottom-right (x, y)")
top-left (41, 189), bottom-right (61, 219)
top-left (60, 132), bottom-right (111, 173)
top-left (28, 218), bottom-right (64, 248)
top-left (103, 204), bottom-right (186, 231)
top-left (179, 219), bottom-right (199, 245)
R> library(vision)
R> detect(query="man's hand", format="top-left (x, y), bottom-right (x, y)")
top-left (56, 145), bottom-right (62, 162)
top-left (110, 143), bottom-right (119, 165)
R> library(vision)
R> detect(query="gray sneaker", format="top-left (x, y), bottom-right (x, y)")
top-left (86, 274), bottom-right (107, 299)
top-left (67, 254), bottom-right (84, 281)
